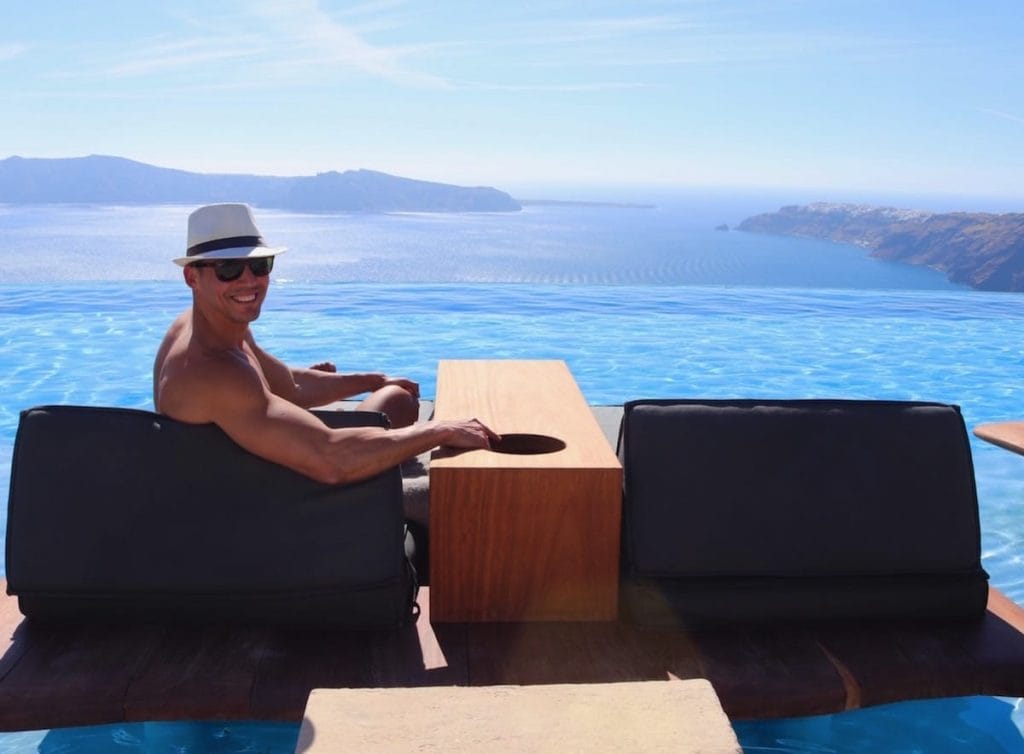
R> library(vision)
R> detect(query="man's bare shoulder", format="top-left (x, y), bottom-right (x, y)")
top-left (156, 325), bottom-right (265, 423)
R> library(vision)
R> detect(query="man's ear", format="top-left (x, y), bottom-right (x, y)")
top-left (183, 265), bottom-right (198, 289)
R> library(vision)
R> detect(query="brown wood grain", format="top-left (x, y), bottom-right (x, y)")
top-left (123, 624), bottom-right (268, 722)
top-left (955, 588), bottom-right (1024, 697)
top-left (691, 626), bottom-right (848, 720)
top-left (430, 360), bottom-right (623, 621)
top-left (248, 627), bottom-right (377, 720)
top-left (0, 619), bottom-right (161, 730)
top-left (0, 583), bottom-right (1024, 730)
top-left (369, 587), bottom-right (470, 687)
top-left (812, 619), bottom-right (984, 710)
top-left (465, 620), bottom-right (703, 686)
top-left (974, 421), bottom-right (1024, 456)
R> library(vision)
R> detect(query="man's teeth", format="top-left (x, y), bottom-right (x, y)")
top-left (234, 293), bottom-right (257, 302)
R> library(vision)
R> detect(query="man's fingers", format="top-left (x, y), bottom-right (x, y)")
top-left (470, 419), bottom-right (501, 444)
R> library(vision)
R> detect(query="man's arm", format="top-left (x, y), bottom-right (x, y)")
top-left (205, 355), bottom-right (493, 485)
top-left (245, 332), bottom-right (416, 408)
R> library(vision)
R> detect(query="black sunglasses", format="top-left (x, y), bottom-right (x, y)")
top-left (192, 256), bottom-right (274, 282)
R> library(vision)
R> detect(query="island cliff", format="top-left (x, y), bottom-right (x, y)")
top-left (0, 155), bottom-right (521, 213)
top-left (738, 202), bottom-right (1024, 292)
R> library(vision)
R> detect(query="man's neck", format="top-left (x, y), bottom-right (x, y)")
top-left (189, 306), bottom-right (250, 353)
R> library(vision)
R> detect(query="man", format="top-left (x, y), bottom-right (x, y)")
top-left (154, 203), bottom-right (497, 485)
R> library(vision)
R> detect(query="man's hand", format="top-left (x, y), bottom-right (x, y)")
top-left (438, 418), bottom-right (501, 449)
top-left (382, 376), bottom-right (420, 398)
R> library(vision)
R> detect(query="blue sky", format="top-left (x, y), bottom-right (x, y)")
top-left (2, 1), bottom-right (1022, 200)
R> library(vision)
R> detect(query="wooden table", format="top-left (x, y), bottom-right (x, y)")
top-left (974, 421), bottom-right (1024, 456)
top-left (429, 360), bottom-right (623, 622)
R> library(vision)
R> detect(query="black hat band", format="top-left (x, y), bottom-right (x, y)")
top-left (187, 235), bottom-right (265, 257)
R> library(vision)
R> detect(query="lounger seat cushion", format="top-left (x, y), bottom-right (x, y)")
top-left (618, 399), bottom-right (989, 627)
top-left (5, 405), bottom-right (415, 628)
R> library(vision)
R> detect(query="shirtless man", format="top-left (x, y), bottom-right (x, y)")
top-left (154, 203), bottom-right (497, 485)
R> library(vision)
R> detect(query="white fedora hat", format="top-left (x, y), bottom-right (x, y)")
top-left (174, 203), bottom-right (287, 266)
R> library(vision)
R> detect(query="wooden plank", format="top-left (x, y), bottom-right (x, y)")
top-left (955, 589), bottom-right (1024, 697)
top-left (465, 620), bottom-right (703, 686)
top-left (0, 620), bottom-right (161, 730)
top-left (1, 586), bottom-right (1024, 730)
top-left (123, 625), bottom-right (270, 722)
top-left (369, 587), bottom-right (470, 687)
top-left (0, 590), bottom-right (29, 684)
top-left (812, 620), bottom-right (984, 710)
top-left (430, 360), bottom-right (622, 621)
top-left (987, 587), bottom-right (1024, 632)
top-left (974, 421), bottom-right (1024, 456)
top-left (248, 628), bottom-right (378, 721)
top-left (691, 627), bottom-right (848, 720)
top-left (809, 591), bottom-right (1024, 710)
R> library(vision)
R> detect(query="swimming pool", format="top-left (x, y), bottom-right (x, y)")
top-left (0, 696), bottom-right (1016, 753)
top-left (1, 281), bottom-right (1023, 752)
top-left (3, 281), bottom-right (1023, 600)
top-left (1, 194), bottom-right (1023, 751)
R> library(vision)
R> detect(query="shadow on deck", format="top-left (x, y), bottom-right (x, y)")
top-left (4, 400), bottom-right (1024, 731)
top-left (1, 583), bottom-right (1023, 732)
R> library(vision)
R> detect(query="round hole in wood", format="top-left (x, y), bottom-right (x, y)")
top-left (489, 433), bottom-right (566, 455)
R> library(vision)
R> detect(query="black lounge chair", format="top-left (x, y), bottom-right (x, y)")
top-left (5, 405), bottom-right (416, 628)
top-left (617, 399), bottom-right (989, 628)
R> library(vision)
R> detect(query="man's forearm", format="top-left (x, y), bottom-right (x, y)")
top-left (292, 369), bottom-right (386, 408)
top-left (316, 421), bottom-right (455, 484)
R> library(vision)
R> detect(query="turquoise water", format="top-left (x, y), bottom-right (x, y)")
top-left (3, 282), bottom-right (1023, 601)
top-left (1, 202), bottom-right (1023, 752)
top-left (0, 721), bottom-right (300, 753)
top-left (736, 697), bottom-right (1024, 753)
top-left (0, 696), bottom-right (1018, 754)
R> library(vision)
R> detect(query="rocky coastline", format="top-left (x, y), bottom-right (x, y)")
top-left (0, 155), bottom-right (521, 213)
top-left (738, 202), bottom-right (1024, 292)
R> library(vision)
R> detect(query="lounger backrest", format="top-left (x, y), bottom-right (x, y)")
top-left (5, 405), bottom-right (414, 628)
top-left (618, 399), bottom-right (988, 625)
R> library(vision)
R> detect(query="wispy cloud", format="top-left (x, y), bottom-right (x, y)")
top-left (0, 43), bottom-right (29, 62)
top-left (538, 15), bottom-right (705, 44)
top-left (48, 1), bottom-right (452, 91)
top-left (247, 0), bottom-right (452, 89)
top-left (506, 14), bottom-right (919, 69)
top-left (980, 108), bottom-right (1024, 126)
top-left (102, 36), bottom-right (266, 78)
top-left (36, 2), bottom-right (914, 96)
top-left (572, 32), bottom-right (915, 67)
top-left (455, 80), bottom-right (656, 93)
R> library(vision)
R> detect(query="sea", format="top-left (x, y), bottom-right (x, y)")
top-left (0, 194), bottom-right (1022, 752)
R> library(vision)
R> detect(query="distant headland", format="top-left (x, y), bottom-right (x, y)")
top-left (738, 202), bottom-right (1024, 292)
top-left (0, 155), bottom-right (521, 213)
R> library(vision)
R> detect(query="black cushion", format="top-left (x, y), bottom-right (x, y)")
top-left (5, 405), bottom-right (415, 628)
top-left (618, 399), bottom-right (989, 627)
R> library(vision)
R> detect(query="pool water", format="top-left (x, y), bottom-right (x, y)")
top-left (0, 699), bottom-right (1019, 753)
top-left (1, 199), bottom-right (1023, 752)
top-left (3, 282), bottom-right (1023, 601)
top-left (0, 720), bottom-right (300, 753)
top-left (1, 281), bottom-right (1023, 752)
top-left (736, 697), bottom-right (1024, 754)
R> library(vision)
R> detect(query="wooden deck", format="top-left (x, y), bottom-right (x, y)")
top-left (1, 582), bottom-right (1023, 732)
top-left (4, 403), bottom-right (1023, 732)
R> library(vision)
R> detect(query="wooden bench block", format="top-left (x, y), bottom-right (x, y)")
top-left (295, 680), bottom-right (742, 753)
top-left (430, 360), bottom-right (622, 621)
